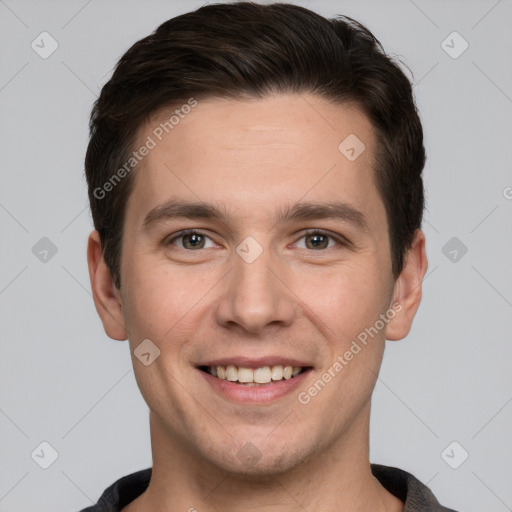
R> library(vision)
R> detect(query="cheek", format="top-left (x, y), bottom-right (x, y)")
top-left (298, 260), bottom-right (389, 343)
top-left (120, 263), bottom-right (202, 419)
top-left (121, 259), bottom-right (196, 342)
top-left (301, 266), bottom-right (390, 408)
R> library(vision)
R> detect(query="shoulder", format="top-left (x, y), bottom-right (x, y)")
top-left (371, 463), bottom-right (460, 512)
top-left (77, 467), bottom-right (152, 512)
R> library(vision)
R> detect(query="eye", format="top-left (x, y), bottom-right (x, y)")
top-left (165, 228), bottom-right (347, 252)
top-left (294, 229), bottom-right (345, 250)
top-left (166, 230), bottom-right (216, 250)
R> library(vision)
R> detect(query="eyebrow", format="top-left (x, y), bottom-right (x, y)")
top-left (141, 199), bottom-right (369, 233)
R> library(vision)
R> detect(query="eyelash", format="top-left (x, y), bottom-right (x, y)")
top-left (165, 229), bottom-right (347, 251)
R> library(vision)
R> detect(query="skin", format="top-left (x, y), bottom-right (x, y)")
top-left (87, 93), bottom-right (428, 511)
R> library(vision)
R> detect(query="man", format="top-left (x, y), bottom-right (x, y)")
top-left (82, 2), bottom-right (458, 511)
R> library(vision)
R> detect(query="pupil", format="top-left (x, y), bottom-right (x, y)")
top-left (185, 233), bottom-right (203, 249)
top-left (308, 234), bottom-right (327, 249)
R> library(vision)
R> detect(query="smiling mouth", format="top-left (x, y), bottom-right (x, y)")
top-left (198, 365), bottom-right (310, 386)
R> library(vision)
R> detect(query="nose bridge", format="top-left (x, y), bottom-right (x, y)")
top-left (215, 234), bottom-right (295, 333)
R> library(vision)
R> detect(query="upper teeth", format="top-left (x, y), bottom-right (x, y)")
top-left (210, 365), bottom-right (302, 383)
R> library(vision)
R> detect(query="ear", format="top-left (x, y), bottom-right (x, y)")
top-left (86, 230), bottom-right (127, 341)
top-left (385, 229), bottom-right (428, 341)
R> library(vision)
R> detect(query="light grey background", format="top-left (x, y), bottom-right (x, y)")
top-left (1, 0), bottom-right (511, 511)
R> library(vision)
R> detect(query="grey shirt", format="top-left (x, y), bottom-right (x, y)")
top-left (79, 464), bottom-right (459, 511)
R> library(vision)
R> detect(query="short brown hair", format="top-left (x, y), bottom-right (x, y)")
top-left (85, 1), bottom-right (425, 289)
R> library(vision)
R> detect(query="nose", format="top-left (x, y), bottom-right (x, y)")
top-left (214, 238), bottom-right (296, 335)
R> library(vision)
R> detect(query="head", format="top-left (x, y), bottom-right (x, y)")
top-left (86, 2), bottom-right (427, 477)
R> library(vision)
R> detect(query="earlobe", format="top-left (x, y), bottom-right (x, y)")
top-left (385, 229), bottom-right (428, 341)
top-left (86, 230), bottom-right (128, 341)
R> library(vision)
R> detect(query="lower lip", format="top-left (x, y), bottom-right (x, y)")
top-left (198, 368), bottom-right (311, 404)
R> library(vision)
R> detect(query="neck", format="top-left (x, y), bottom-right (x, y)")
top-left (123, 406), bottom-right (403, 512)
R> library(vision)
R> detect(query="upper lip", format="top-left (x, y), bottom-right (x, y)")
top-left (196, 357), bottom-right (312, 368)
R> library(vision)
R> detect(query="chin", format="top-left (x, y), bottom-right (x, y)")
top-left (203, 439), bottom-right (311, 479)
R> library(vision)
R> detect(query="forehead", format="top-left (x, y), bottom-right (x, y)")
top-left (126, 93), bottom-right (383, 230)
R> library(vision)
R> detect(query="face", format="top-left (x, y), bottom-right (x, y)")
top-left (89, 93), bottom-right (425, 476)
